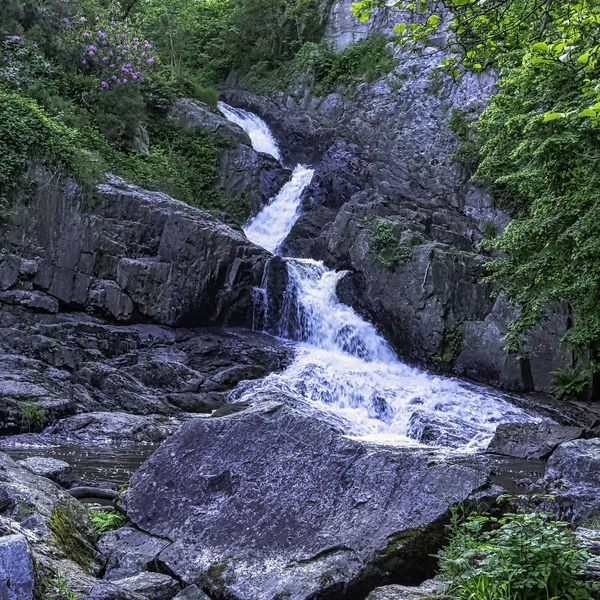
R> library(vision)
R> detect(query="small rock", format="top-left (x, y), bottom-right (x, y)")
top-left (366, 579), bottom-right (442, 599)
top-left (99, 526), bottom-right (171, 580)
top-left (111, 572), bottom-right (181, 600)
top-left (0, 534), bottom-right (35, 600)
top-left (486, 422), bottom-right (583, 460)
top-left (17, 456), bottom-right (72, 485)
top-left (173, 585), bottom-right (212, 600)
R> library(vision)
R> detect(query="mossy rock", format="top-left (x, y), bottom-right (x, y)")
top-left (48, 499), bottom-right (100, 574)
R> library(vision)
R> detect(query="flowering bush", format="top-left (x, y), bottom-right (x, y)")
top-left (67, 14), bottom-right (156, 89)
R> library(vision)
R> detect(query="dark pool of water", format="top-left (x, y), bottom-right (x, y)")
top-left (6, 444), bottom-right (159, 485)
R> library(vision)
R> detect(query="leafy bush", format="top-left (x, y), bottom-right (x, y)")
top-left (0, 90), bottom-right (104, 196)
top-left (89, 509), bottom-right (127, 534)
top-left (551, 367), bottom-right (590, 401)
top-left (372, 219), bottom-right (416, 268)
top-left (438, 507), bottom-right (594, 600)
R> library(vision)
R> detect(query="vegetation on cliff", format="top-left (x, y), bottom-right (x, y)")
top-left (354, 0), bottom-right (600, 382)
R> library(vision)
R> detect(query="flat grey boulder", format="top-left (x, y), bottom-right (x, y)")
top-left (17, 456), bottom-right (72, 483)
top-left (0, 534), bottom-right (35, 600)
top-left (123, 401), bottom-right (491, 600)
top-left (99, 526), bottom-right (171, 580)
top-left (44, 412), bottom-right (181, 445)
top-left (366, 579), bottom-right (441, 599)
top-left (486, 422), bottom-right (583, 460)
top-left (111, 572), bottom-right (181, 600)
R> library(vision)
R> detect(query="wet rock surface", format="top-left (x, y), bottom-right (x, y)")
top-left (486, 422), bottom-right (584, 460)
top-left (122, 400), bottom-right (494, 599)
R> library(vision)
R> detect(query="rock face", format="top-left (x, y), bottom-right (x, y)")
top-left (0, 535), bottom-right (36, 600)
top-left (123, 401), bottom-right (493, 599)
top-left (221, 1), bottom-right (574, 392)
top-left (4, 169), bottom-right (268, 327)
top-left (486, 423), bottom-right (584, 460)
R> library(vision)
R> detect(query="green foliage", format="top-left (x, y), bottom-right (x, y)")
top-left (20, 402), bottom-right (46, 431)
top-left (89, 509), bottom-right (127, 534)
top-left (483, 221), bottom-right (498, 240)
top-left (438, 507), bottom-right (594, 600)
top-left (551, 367), bottom-right (591, 400)
top-left (45, 569), bottom-right (80, 600)
top-left (431, 324), bottom-right (463, 373)
top-left (243, 35), bottom-right (396, 95)
top-left (0, 91), bottom-right (104, 197)
top-left (372, 218), bottom-right (419, 268)
top-left (448, 108), bottom-right (480, 171)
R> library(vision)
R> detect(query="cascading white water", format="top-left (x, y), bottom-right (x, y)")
top-left (220, 104), bottom-right (543, 450)
top-left (244, 166), bottom-right (314, 253)
top-left (218, 102), bottom-right (282, 160)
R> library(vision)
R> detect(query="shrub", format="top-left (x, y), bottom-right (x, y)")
top-left (372, 219), bottom-right (417, 268)
top-left (438, 507), bottom-right (594, 600)
top-left (21, 402), bottom-right (46, 431)
top-left (89, 509), bottom-right (127, 534)
top-left (551, 367), bottom-right (590, 401)
top-left (0, 90), bottom-right (104, 197)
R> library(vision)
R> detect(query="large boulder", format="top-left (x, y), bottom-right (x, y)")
top-left (486, 422), bottom-right (584, 460)
top-left (122, 401), bottom-right (494, 599)
top-left (544, 439), bottom-right (600, 523)
top-left (0, 535), bottom-right (36, 600)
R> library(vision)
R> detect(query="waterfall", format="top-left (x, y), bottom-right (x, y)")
top-left (244, 166), bottom-right (314, 253)
top-left (218, 102), bottom-right (282, 161)
top-left (219, 103), bottom-right (541, 450)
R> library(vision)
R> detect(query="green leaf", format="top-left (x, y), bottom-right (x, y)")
top-left (427, 14), bottom-right (439, 26)
top-left (532, 42), bottom-right (549, 52)
top-left (394, 23), bottom-right (407, 34)
top-left (542, 112), bottom-right (563, 122)
top-left (578, 108), bottom-right (597, 118)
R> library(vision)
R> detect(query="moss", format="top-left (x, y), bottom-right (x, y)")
top-left (48, 501), bottom-right (96, 573)
top-left (207, 558), bottom-right (236, 589)
top-left (383, 527), bottom-right (428, 556)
